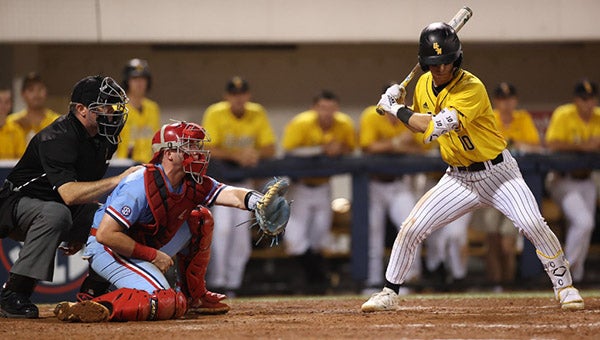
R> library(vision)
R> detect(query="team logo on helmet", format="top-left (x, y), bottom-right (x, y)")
top-left (433, 42), bottom-right (442, 55)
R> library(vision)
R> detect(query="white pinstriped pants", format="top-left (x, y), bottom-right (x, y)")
top-left (386, 150), bottom-right (564, 284)
top-left (366, 177), bottom-right (416, 286)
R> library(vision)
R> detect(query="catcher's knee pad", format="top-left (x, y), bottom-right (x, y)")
top-left (187, 205), bottom-right (214, 250)
top-left (92, 288), bottom-right (186, 321)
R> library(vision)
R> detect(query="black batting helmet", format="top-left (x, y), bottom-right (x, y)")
top-left (122, 58), bottom-right (152, 92)
top-left (418, 22), bottom-right (462, 72)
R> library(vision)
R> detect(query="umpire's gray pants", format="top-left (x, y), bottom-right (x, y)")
top-left (8, 197), bottom-right (97, 281)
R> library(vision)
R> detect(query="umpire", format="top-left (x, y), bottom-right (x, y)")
top-left (0, 75), bottom-right (139, 318)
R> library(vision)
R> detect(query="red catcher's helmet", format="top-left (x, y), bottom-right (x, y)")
top-left (150, 121), bottom-right (211, 183)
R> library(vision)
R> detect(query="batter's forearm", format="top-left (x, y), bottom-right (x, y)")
top-left (405, 113), bottom-right (432, 133)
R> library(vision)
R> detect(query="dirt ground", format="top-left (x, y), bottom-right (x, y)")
top-left (1, 292), bottom-right (599, 339)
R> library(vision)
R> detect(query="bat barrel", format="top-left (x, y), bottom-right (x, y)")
top-left (448, 6), bottom-right (473, 32)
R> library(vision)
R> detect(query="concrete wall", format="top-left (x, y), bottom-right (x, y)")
top-left (1, 0), bottom-right (599, 43)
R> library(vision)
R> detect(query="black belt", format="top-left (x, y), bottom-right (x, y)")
top-left (455, 153), bottom-right (504, 172)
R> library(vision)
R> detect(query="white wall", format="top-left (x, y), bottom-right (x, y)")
top-left (1, 0), bottom-right (599, 43)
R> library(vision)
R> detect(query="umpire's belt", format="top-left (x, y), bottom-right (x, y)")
top-left (455, 153), bottom-right (504, 172)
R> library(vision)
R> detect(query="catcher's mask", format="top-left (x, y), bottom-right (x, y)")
top-left (418, 22), bottom-right (463, 72)
top-left (70, 76), bottom-right (129, 144)
top-left (150, 121), bottom-right (211, 184)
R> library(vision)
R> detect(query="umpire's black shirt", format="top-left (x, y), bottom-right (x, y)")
top-left (7, 112), bottom-right (117, 203)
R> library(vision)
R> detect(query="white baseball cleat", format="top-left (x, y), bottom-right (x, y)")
top-left (361, 287), bottom-right (400, 313)
top-left (557, 286), bottom-right (584, 310)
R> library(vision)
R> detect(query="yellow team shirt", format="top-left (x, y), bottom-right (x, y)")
top-left (0, 119), bottom-right (26, 159)
top-left (202, 101), bottom-right (276, 151)
top-left (117, 98), bottom-right (161, 163)
top-left (359, 105), bottom-right (414, 148)
top-left (494, 109), bottom-right (541, 145)
top-left (7, 108), bottom-right (60, 141)
top-left (412, 69), bottom-right (506, 167)
top-left (545, 103), bottom-right (600, 144)
top-left (282, 110), bottom-right (356, 151)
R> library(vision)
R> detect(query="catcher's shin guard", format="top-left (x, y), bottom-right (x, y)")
top-left (59, 288), bottom-right (187, 322)
top-left (178, 206), bottom-right (230, 314)
top-left (537, 250), bottom-right (584, 309)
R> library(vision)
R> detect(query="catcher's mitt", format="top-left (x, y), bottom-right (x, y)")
top-left (253, 177), bottom-right (291, 246)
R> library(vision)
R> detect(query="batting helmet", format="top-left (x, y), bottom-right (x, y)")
top-left (122, 58), bottom-right (152, 92)
top-left (150, 121), bottom-right (211, 184)
top-left (418, 22), bottom-right (462, 72)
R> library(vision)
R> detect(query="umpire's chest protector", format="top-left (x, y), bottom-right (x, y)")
top-left (128, 164), bottom-right (203, 248)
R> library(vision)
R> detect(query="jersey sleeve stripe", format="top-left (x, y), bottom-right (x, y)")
top-left (106, 205), bottom-right (132, 229)
top-left (205, 183), bottom-right (226, 207)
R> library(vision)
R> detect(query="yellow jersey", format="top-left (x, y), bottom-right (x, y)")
top-left (359, 105), bottom-right (413, 148)
top-left (117, 98), bottom-right (161, 163)
top-left (545, 103), bottom-right (600, 144)
top-left (0, 119), bottom-right (26, 159)
top-left (7, 108), bottom-right (60, 142)
top-left (282, 110), bottom-right (356, 151)
top-left (412, 69), bottom-right (506, 167)
top-left (202, 101), bottom-right (276, 150)
top-left (494, 109), bottom-right (541, 145)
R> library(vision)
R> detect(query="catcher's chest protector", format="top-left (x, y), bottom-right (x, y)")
top-left (129, 164), bottom-right (202, 248)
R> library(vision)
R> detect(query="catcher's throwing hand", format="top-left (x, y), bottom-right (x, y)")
top-left (252, 177), bottom-right (292, 244)
top-left (152, 250), bottom-right (174, 273)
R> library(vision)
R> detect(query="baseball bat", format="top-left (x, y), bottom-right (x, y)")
top-left (376, 6), bottom-right (473, 115)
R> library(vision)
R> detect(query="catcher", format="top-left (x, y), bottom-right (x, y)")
top-left (54, 121), bottom-right (290, 322)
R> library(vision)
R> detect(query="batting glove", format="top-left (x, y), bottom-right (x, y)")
top-left (377, 94), bottom-right (404, 115)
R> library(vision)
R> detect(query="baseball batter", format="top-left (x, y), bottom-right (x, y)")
top-left (545, 79), bottom-right (600, 283)
top-left (362, 22), bottom-right (583, 312)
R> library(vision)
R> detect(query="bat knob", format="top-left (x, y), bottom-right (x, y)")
top-left (376, 106), bottom-right (386, 115)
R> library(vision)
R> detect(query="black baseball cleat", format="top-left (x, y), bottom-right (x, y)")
top-left (0, 288), bottom-right (39, 318)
